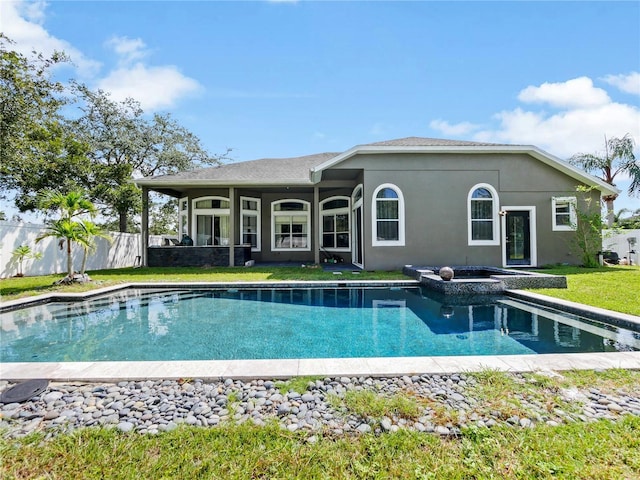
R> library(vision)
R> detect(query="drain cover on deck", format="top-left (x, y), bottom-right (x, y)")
top-left (0, 379), bottom-right (49, 404)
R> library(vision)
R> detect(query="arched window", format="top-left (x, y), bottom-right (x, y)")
top-left (468, 184), bottom-right (499, 245)
top-left (320, 196), bottom-right (350, 251)
top-left (372, 184), bottom-right (405, 246)
top-left (192, 196), bottom-right (230, 246)
top-left (272, 199), bottom-right (311, 251)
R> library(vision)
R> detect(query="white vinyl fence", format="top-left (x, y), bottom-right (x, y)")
top-left (603, 229), bottom-right (639, 265)
top-left (0, 221), bottom-right (163, 278)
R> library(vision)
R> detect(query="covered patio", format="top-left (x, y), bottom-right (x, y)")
top-left (136, 151), bottom-right (361, 268)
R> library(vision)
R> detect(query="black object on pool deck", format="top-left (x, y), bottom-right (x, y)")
top-left (0, 379), bottom-right (49, 403)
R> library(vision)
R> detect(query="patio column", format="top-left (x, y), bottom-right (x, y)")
top-left (141, 187), bottom-right (149, 267)
top-left (229, 187), bottom-right (235, 266)
top-left (314, 186), bottom-right (320, 265)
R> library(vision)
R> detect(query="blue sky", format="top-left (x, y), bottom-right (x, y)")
top-left (2, 0), bottom-right (639, 215)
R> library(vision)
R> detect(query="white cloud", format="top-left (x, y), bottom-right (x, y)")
top-left (105, 36), bottom-right (148, 64)
top-left (98, 36), bottom-right (202, 111)
top-left (518, 77), bottom-right (611, 109)
top-left (4, 1), bottom-right (202, 111)
top-left (429, 76), bottom-right (640, 160)
top-left (429, 119), bottom-right (481, 136)
top-left (0, 0), bottom-right (101, 77)
top-left (602, 72), bottom-right (640, 96)
top-left (97, 64), bottom-right (202, 111)
top-left (474, 101), bottom-right (640, 158)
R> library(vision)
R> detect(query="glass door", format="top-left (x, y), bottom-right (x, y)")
top-left (506, 211), bottom-right (531, 265)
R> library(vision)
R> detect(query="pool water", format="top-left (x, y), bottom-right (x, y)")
top-left (1, 287), bottom-right (638, 362)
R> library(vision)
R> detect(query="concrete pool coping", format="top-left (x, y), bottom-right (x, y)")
top-left (2, 281), bottom-right (639, 382)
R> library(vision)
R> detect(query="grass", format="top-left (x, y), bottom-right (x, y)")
top-left (531, 264), bottom-right (640, 316)
top-left (1, 415), bottom-right (639, 479)
top-left (0, 266), bottom-right (407, 302)
top-left (330, 390), bottom-right (423, 420)
top-left (1, 371), bottom-right (640, 478)
top-left (276, 376), bottom-right (324, 395)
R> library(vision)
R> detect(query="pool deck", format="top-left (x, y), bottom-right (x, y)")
top-left (2, 282), bottom-right (639, 382)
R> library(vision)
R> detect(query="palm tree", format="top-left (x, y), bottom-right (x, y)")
top-left (39, 190), bottom-right (97, 221)
top-left (570, 134), bottom-right (639, 227)
top-left (36, 190), bottom-right (97, 281)
top-left (78, 220), bottom-right (112, 276)
top-left (11, 245), bottom-right (43, 277)
top-left (36, 218), bottom-right (90, 279)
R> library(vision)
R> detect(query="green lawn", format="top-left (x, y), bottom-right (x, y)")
top-left (2, 265), bottom-right (639, 317)
top-left (0, 266), bottom-right (407, 301)
top-left (1, 418), bottom-right (638, 479)
top-left (531, 265), bottom-right (640, 316)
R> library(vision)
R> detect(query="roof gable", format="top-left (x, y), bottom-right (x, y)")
top-left (309, 138), bottom-right (619, 196)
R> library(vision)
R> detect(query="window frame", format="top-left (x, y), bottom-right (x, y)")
top-left (552, 196), bottom-right (577, 231)
top-left (191, 196), bottom-right (231, 246)
top-left (178, 197), bottom-right (188, 238)
top-left (271, 199), bottom-right (311, 251)
top-left (372, 183), bottom-right (405, 247)
top-left (320, 196), bottom-right (351, 252)
top-left (467, 183), bottom-right (500, 246)
top-left (240, 196), bottom-right (261, 251)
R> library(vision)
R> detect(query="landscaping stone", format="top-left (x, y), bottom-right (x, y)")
top-left (1, 373), bottom-right (639, 439)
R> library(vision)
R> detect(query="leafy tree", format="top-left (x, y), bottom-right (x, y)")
top-left (0, 35), bottom-right (70, 203)
top-left (149, 198), bottom-right (179, 235)
top-left (570, 134), bottom-right (639, 227)
top-left (568, 187), bottom-right (607, 267)
top-left (1, 37), bottom-right (227, 232)
top-left (36, 190), bottom-right (96, 281)
top-left (69, 84), bottom-right (228, 232)
top-left (615, 208), bottom-right (640, 230)
top-left (9, 120), bottom-right (94, 212)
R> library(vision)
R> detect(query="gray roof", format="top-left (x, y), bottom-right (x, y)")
top-left (137, 137), bottom-right (508, 187)
top-left (361, 136), bottom-right (512, 147)
top-left (138, 152), bottom-right (339, 186)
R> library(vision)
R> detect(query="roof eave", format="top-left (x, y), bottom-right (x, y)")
top-left (135, 178), bottom-right (314, 189)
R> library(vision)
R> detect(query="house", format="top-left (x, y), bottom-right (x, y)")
top-left (135, 137), bottom-right (618, 270)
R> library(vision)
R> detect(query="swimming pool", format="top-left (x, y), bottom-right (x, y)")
top-left (2, 286), bottom-right (638, 363)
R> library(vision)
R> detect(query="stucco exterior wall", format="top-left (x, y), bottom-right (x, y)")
top-left (336, 152), bottom-right (592, 270)
top-left (155, 151), bottom-right (603, 271)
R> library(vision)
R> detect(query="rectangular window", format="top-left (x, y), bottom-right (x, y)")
top-left (471, 199), bottom-right (494, 241)
top-left (272, 200), bottom-right (310, 250)
top-left (179, 198), bottom-right (188, 237)
top-left (196, 214), bottom-right (229, 245)
top-left (552, 197), bottom-right (577, 231)
top-left (241, 196), bottom-right (261, 251)
top-left (376, 200), bottom-right (399, 241)
top-left (321, 210), bottom-right (350, 251)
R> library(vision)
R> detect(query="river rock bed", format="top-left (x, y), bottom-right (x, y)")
top-left (2, 373), bottom-right (639, 439)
